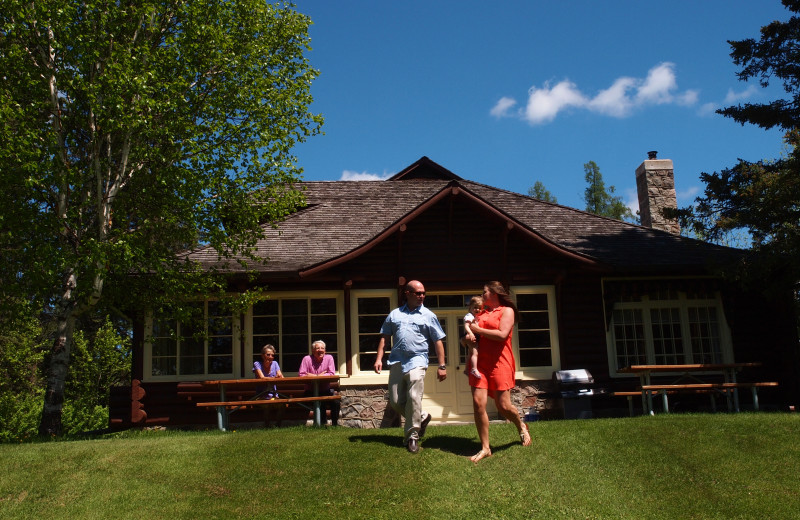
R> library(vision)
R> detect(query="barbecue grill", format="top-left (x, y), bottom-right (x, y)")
top-left (553, 369), bottom-right (596, 419)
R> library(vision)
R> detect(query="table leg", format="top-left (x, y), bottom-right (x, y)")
top-left (218, 385), bottom-right (228, 431)
top-left (313, 381), bottom-right (322, 427)
top-left (644, 373), bottom-right (654, 415)
top-left (727, 368), bottom-right (741, 412)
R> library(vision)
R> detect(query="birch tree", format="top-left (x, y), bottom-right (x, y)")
top-left (0, 0), bottom-right (322, 436)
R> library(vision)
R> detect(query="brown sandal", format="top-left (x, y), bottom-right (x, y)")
top-left (470, 448), bottom-right (492, 463)
top-left (519, 423), bottom-right (532, 447)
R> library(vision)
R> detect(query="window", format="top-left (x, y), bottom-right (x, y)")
top-left (147, 301), bottom-right (234, 379)
top-left (512, 287), bottom-right (560, 375)
top-left (249, 295), bottom-right (340, 374)
top-left (353, 292), bottom-right (394, 373)
top-left (607, 284), bottom-right (731, 372)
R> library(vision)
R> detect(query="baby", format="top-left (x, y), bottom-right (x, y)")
top-left (463, 295), bottom-right (483, 379)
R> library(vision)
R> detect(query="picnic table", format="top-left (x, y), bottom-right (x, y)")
top-left (197, 375), bottom-right (342, 431)
top-left (617, 363), bottom-right (777, 415)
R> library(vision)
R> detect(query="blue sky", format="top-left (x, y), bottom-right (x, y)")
top-left (294, 1), bottom-right (790, 213)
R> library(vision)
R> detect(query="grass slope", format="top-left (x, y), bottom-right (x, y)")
top-left (1, 413), bottom-right (798, 519)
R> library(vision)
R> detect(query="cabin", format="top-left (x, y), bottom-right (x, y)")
top-left (111, 154), bottom-right (798, 429)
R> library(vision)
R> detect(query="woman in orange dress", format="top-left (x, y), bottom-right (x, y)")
top-left (466, 281), bottom-right (531, 462)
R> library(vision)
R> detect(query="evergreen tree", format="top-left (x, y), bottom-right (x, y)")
top-left (583, 161), bottom-right (635, 221)
top-left (674, 0), bottom-right (800, 295)
top-left (527, 181), bottom-right (558, 203)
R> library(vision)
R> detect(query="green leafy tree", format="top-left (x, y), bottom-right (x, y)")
top-left (0, 305), bottom-right (47, 442)
top-left (0, 0), bottom-right (323, 436)
top-left (527, 181), bottom-right (558, 203)
top-left (673, 0), bottom-right (800, 293)
top-left (583, 161), bottom-right (635, 222)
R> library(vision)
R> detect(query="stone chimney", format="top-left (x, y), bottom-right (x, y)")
top-left (635, 151), bottom-right (680, 234)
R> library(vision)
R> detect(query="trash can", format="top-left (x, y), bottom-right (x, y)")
top-left (553, 369), bottom-right (595, 419)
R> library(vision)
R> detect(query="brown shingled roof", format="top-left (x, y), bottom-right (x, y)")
top-left (185, 157), bottom-right (740, 275)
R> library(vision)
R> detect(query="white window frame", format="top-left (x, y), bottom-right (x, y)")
top-left (511, 286), bottom-right (561, 380)
top-left (348, 289), bottom-right (397, 384)
top-left (606, 289), bottom-right (734, 376)
top-left (244, 291), bottom-right (346, 377)
top-left (143, 300), bottom-right (240, 382)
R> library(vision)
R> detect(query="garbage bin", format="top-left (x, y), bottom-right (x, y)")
top-left (553, 369), bottom-right (595, 419)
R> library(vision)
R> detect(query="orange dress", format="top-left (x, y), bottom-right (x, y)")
top-left (468, 305), bottom-right (516, 396)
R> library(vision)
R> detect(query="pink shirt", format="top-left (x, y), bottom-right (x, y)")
top-left (298, 354), bottom-right (336, 376)
top-left (298, 354), bottom-right (336, 393)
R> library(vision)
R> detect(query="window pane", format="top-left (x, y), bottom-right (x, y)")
top-left (283, 316), bottom-right (308, 334)
top-left (182, 337), bottom-right (204, 357)
top-left (517, 293), bottom-right (547, 310)
top-left (152, 337), bottom-right (176, 357)
top-left (180, 355), bottom-right (204, 375)
top-left (359, 315), bottom-right (385, 333)
top-left (518, 311), bottom-right (549, 330)
top-left (282, 299), bottom-right (307, 315)
top-left (436, 295), bottom-right (463, 308)
top-left (253, 316), bottom-right (278, 335)
top-left (253, 300), bottom-right (278, 315)
top-left (151, 357), bottom-right (176, 376)
top-left (358, 297), bottom-right (390, 315)
top-left (209, 356), bottom-right (232, 374)
top-left (518, 330), bottom-right (551, 349)
top-left (208, 336), bottom-right (232, 355)
top-left (311, 314), bottom-right (337, 332)
top-left (311, 298), bottom-right (337, 314)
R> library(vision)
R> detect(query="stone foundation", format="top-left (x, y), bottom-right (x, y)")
top-left (338, 380), bottom-right (558, 428)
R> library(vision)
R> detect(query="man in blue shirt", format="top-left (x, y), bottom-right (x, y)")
top-left (374, 280), bottom-right (447, 453)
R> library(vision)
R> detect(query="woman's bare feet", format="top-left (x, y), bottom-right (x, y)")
top-left (519, 423), bottom-right (532, 447)
top-left (470, 448), bottom-right (492, 463)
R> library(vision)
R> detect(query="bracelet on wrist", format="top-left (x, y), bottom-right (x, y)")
top-left (438, 365), bottom-right (447, 370)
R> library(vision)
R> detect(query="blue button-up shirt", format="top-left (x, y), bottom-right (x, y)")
top-left (380, 303), bottom-right (446, 373)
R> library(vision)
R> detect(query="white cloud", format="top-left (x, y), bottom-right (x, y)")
top-left (698, 102), bottom-right (718, 116)
top-left (723, 85), bottom-right (759, 104)
top-left (589, 76), bottom-right (637, 117)
top-left (490, 96), bottom-right (517, 118)
top-left (525, 80), bottom-right (586, 124)
top-left (339, 170), bottom-right (392, 181)
top-left (697, 85), bottom-right (759, 117)
top-left (624, 188), bottom-right (640, 215)
top-left (495, 62), bottom-right (698, 125)
top-left (677, 186), bottom-right (700, 202)
top-left (636, 63), bottom-right (677, 104)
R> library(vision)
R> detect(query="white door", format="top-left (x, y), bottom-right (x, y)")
top-left (421, 311), bottom-right (496, 422)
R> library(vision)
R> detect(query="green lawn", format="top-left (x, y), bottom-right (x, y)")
top-left (1, 413), bottom-right (798, 519)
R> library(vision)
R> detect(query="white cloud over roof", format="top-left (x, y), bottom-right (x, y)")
top-left (491, 63), bottom-right (699, 124)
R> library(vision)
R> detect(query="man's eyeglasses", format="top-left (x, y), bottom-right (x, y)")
top-left (409, 291), bottom-right (425, 296)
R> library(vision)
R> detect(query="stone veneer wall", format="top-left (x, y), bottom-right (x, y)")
top-left (635, 158), bottom-right (680, 235)
top-left (338, 380), bottom-right (557, 428)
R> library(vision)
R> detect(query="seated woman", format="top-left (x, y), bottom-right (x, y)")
top-left (253, 344), bottom-right (285, 427)
top-left (298, 340), bottom-right (340, 426)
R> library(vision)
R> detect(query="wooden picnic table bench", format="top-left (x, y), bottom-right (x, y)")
top-left (617, 364), bottom-right (777, 415)
top-left (196, 375), bottom-right (342, 431)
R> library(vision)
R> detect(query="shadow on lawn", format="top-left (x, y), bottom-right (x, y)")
top-left (347, 432), bottom-right (517, 458)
